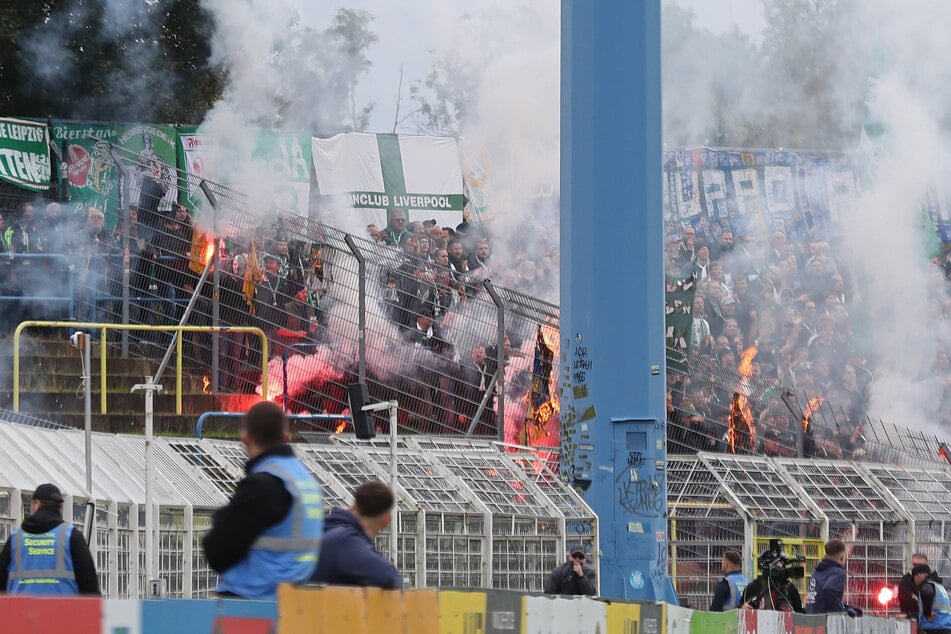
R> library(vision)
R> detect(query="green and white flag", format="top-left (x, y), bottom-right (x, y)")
top-left (181, 127), bottom-right (312, 218)
top-left (312, 132), bottom-right (464, 227)
top-left (0, 117), bottom-right (51, 192)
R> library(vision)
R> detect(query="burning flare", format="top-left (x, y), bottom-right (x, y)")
top-left (203, 241), bottom-right (215, 265)
top-left (727, 346), bottom-right (758, 453)
top-left (202, 375), bottom-right (211, 395)
top-left (334, 420), bottom-right (347, 434)
top-left (802, 395), bottom-right (824, 434)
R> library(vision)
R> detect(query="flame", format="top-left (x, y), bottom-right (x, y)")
top-left (521, 321), bottom-right (561, 447)
top-left (334, 420), bottom-right (347, 434)
top-left (203, 240), bottom-right (215, 265)
top-left (802, 395), bottom-right (824, 434)
top-left (202, 375), bottom-right (211, 395)
top-left (727, 346), bottom-right (759, 453)
top-left (738, 345), bottom-right (758, 379)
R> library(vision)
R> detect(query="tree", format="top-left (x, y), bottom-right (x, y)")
top-left (0, 0), bottom-right (224, 123)
top-left (757, 0), bottom-right (872, 149)
top-left (326, 8), bottom-right (378, 132)
top-left (662, 2), bottom-right (765, 147)
top-left (409, 53), bottom-right (481, 136)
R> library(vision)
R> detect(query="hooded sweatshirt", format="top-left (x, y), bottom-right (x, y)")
top-left (309, 508), bottom-right (402, 589)
top-left (0, 507), bottom-right (100, 594)
top-left (806, 557), bottom-right (846, 614)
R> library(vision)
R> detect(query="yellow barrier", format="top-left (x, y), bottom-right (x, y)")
top-left (13, 321), bottom-right (268, 415)
top-left (278, 585), bottom-right (440, 634)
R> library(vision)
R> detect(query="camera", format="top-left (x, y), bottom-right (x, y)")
top-left (758, 538), bottom-right (806, 586)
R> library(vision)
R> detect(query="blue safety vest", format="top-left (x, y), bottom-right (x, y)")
top-left (921, 581), bottom-right (951, 630)
top-left (6, 524), bottom-right (79, 595)
top-left (726, 571), bottom-right (749, 609)
top-left (217, 454), bottom-right (323, 600)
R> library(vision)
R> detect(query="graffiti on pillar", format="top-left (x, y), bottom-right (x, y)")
top-left (652, 536), bottom-right (669, 592)
top-left (616, 472), bottom-right (665, 517)
top-left (561, 333), bottom-right (596, 489)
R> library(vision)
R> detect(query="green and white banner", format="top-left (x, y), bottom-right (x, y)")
top-left (180, 128), bottom-right (312, 218)
top-left (116, 123), bottom-right (178, 213)
top-left (53, 121), bottom-right (120, 223)
top-left (312, 132), bottom-right (464, 226)
top-left (0, 117), bottom-right (51, 192)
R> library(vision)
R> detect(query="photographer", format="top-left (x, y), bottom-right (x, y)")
top-left (544, 546), bottom-right (597, 596)
top-left (742, 539), bottom-right (805, 613)
top-left (710, 550), bottom-right (749, 611)
top-left (806, 539), bottom-right (861, 617)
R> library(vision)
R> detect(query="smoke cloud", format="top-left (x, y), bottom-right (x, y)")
top-left (664, 0), bottom-right (951, 434)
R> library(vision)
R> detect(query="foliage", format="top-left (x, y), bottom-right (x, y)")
top-left (0, 0), bottom-right (224, 123)
top-left (662, 0), bottom-right (872, 150)
top-left (409, 53), bottom-right (481, 136)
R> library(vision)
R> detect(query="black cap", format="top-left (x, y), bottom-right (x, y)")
top-left (570, 545), bottom-right (587, 558)
top-left (31, 483), bottom-right (63, 503)
top-left (913, 564), bottom-right (932, 576)
top-left (423, 219), bottom-right (438, 227)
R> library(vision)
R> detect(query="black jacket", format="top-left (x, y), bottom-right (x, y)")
top-left (543, 561), bottom-right (597, 596)
top-left (309, 508), bottom-right (402, 589)
top-left (0, 506), bottom-right (100, 594)
top-left (900, 571), bottom-right (920, 617)
top-left (202, 445), bottom-right (295, 574)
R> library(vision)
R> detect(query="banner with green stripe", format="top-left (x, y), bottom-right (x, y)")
top-left (312, 132), bottom-right (465, 227)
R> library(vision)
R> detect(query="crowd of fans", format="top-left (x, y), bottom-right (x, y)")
top-left (0, 195), bottom-right (559, 437)
top-left (664, 224), bottom-right (885, 460)
top-left (8, 187), bottom-right (945, 458)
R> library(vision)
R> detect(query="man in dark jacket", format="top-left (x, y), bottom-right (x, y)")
top-left (544, 546), bottom-right (597, 596)
top-left (806, 539), bottom-right (859, 616)
top-left (0, 483), bottom-right (99, 595)
top-left (900, 553), bottom-right (930, 618)
top-left (310, 480), bottom-right (402, 589)
top-left (710, 550), bottom-right (748, 611)
top-left (203, 401), bottom-right (323, 599)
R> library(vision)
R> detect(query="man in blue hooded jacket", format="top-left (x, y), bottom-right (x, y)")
top-left (310, 480), bottom-right (402, 589)
top-left (806, 539), bottom-right (859, 616)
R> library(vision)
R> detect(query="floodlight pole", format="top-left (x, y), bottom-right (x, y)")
top-left (131, 376), bottom-right (163, 597)
top-left (362, 400), bottom-right (399, 565)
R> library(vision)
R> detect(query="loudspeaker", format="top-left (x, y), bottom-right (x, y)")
top-left (347, 382), bottom-right (375, 439)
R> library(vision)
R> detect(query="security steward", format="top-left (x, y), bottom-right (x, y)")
top-left (0, 483), bottom-right (100, 595)
top-left (203, 401), bottom-right (323, 600)
top-left (915, 564), bottom-right (951, 633)
top-left (710, 549), bottom-right (748, 611)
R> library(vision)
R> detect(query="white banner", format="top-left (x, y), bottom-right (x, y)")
top-left (312, 132), bottom-right (465, 228)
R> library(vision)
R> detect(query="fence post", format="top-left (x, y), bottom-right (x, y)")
top-left (200, 181), bottom-right (221, 393)
top-left (344, 235), bottom-right (368, 384)
top-left (483, 280), bottom-right (506, 440)
top-left (108, 146), bottom-right (132, 357)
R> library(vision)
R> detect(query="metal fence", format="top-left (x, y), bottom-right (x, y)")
top-left (668, 452), bottom-right (951, 615)
top-left (4, 143), bottom-right (560, 450)
top-left (0, 421), bottom-right (595, 598)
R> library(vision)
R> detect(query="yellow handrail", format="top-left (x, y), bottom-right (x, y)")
top-left (13, 322), bottom-right (268, 415)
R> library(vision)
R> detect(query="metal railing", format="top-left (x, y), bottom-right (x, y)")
top-left (13, 321), bottom-right (268, 415)
top-left (0, 253), bottom-right (74, 319)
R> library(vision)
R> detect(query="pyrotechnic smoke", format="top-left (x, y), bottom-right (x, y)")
top-left (664, 0), bottom-right (951, 434)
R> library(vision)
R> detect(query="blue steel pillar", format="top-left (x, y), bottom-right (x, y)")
top-left (560, 1), bottom-right (676, 602)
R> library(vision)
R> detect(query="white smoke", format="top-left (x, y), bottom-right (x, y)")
top-left (664, 0), bottom-right (951, 434)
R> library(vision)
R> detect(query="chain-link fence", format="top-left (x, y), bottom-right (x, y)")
top-left (667, 347), bottom-right (951, 468)
top-left (5, 142), bottom-right (561, 448)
